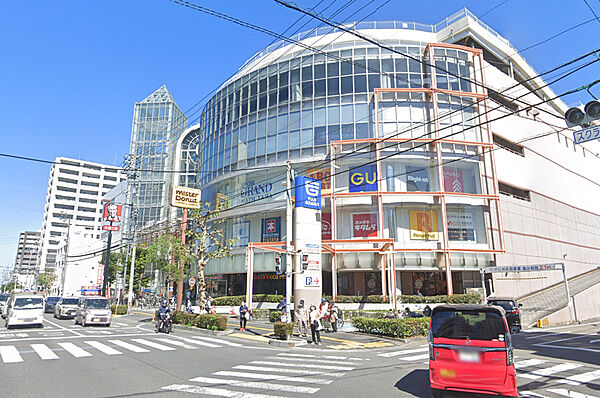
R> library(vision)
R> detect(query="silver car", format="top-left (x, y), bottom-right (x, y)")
top-left (74, 296), bottom-right (112, 326)
top-left (54, 297), bottom-right (79, 319)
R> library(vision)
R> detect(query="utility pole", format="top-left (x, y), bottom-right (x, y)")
top-left (101, 224), bottom-right (113, 297)
top-left (127, 169), bottom-right (141, 310)
top-left (285, 161), bottom-right (294, 323)
top-left (59, 212), bottom-right (72, 296)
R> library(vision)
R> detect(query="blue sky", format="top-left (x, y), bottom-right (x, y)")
top-left (1, 0), bottom-right (599, 267)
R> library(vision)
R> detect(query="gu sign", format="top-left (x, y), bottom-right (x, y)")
top-left (295, 176), bottom-right (321, 210)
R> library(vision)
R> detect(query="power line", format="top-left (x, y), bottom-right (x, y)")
top-left (479, 0), bottom-right (509, 18)
top-left (582, 0), bottom-right (600, 25)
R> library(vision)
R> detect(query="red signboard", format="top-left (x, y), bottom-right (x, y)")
top-left (322, 213), bottom-right (332, 240)
top-left (352, 213), bottom-right (378, 238)
top-left (102, 225), bottom-right (120, 231)
top-left (103, 203), bottom-right (122, 222)
top-left (96, 264), bottom-right (104, 286)
top-left (443, 169), bottom-right (464, 193)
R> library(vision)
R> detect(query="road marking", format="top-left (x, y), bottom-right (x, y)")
top-left (399, 353), bottom-right (429, 361)
top-left (0, 332), bottom-right (158, 343)
top-left (533, 344), bottom-right (600, 353)
top-left (276, 353), bottom-right (363, 361)
top-left (188, 336), bottom-right (243, 347)
top-left (31, 344), bottom-right (59, 360)
top-left (109, 340), bottom-right (149, 353)
top-left (523, 332), bottom-right (563, 340)
top-left (377, 347), bottom-right (429, 358)
top-left (515, 359), bottom-right (547, 369)
top-left (162, 384), bottom-right (286, 398)
top-left (131, 339), bottom-right (176, 351)
top-left (85, 340), bottom-right (122, 355)
top-left (173, 336), bottom-right (221, 348)
top-left (589, 339), bottom-right (600, 344)
top-left (190, 376), bottom-right (320, 394)
top-left (520, 392), bottom-right (551, 398)
top-left (229, 333), bottom-right (270, 343)
top-left (43, 318), bottom-right (83, 337)
top-left (155, 338), bottom-right (198, 350)
top-left (113, 323), bottom-right (128, 327)
top-left (558, 369), bottom-right (600, 385)
top-left (57, 342), bottom-right (92, 358)
top-left (548, 389), bottom-right (596, 398)
top-left (250, 360), bottom-right (353, 371)
top-left (233, 365), bottom-right (345, 377)
top-left (0, 346), bottom-right (23, 363)
top-left (519, 363), bottom-right (583, 380)
top-left (266, 356), bottom-right (352, 365)
top-left (209, 371), bottom-right (333, 385)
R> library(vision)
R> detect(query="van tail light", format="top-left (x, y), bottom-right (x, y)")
top-left (506, 347), bottom-right (514, 365)
top-left (428, 330), bottom-right (434, 361)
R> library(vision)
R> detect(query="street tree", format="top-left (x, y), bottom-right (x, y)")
top-left (145, 233), bottom-right (189, 296)
top-left (37, 271), bottom-right (56, 294)
top-left (186, 203), bottom-right (237, 308)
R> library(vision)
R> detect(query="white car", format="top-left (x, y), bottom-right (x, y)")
top-left (0, 293), bottom-right (9, 317)
top-left (4, 293), bottom-right (44, 329)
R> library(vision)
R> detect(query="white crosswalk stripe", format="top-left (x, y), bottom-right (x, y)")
top-left (233, 365), bottom-right (345, 377)
top-left (189, 376), bottom-right (320, 394)
top-left (131, 339), bottom-right (176, 351)
top-left (519, 363), bottom-right (583, 380)
top-left (175, 336), bottom-right (221, 348)
top-left (515, 359), bottom-right (547, 369)
top-left (108, 340), bottom-right (149, 353)
top-left (188, 336), bottom-right (241, 347)
top-left (558, 369), bottom-right (600, 385)
top-left (0, 346), bottom-right (23, 363)
top-left (547, 389), bottom-right (596, 398)
top-left (276, 353), bottom-right (363, 361)
top-left (210, 371), bottom-right (333, 385)
top-left (266, 356), bottom-right (352, 365)
top-left (162, 384), bottom-right (287, 398)
top-left (113, 323), bottom-right (129, 327)
top-left (154, 338), bottom-right (198, 350)
top-left (31, 344), bottom-right (59, 360)
top-left (377, 347), bottom-right (428, 358)
top-left (85, 341), bottom-right (122, 355)
top-left (399, 353), bottom-right (429, 361)
top-left (250, 360), bottom-right (353, 370)
top-left (58, 342), bottom-right (92, 358)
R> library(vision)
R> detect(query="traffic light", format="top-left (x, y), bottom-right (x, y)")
top-left (301, 254), bottom-right (309, 271)
top-left (564, 100), bottom-right (600, 127)
top-left (275, 255), bottom-right (283, 275)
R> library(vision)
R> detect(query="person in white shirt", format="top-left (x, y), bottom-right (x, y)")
top-left (309, 305), bottom-right (322, 345)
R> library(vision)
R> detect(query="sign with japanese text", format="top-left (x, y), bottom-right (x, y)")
top-left (295, 176), bottom-right (321, 210)
top-left (484, 263), bottom-right (562, 273)
top-left (352, 213), bottom-right (378, 238)
top-left (321, 213), bottom-right (332, 240)
top-left (349, 164), bottom-right (378, 192)
top-left (307, 168), bottom-right (331, 195)
top-left (409, 210), bottom-right (439, 240)
top-left (261, 217), bottom-right (281, 242)
top-left (103, 203), bottom-right (122, 222)
top-left (447, 211), bottom-right (475, 241)
top-left (443, 169), bottom-right (464, 193)
top-left (171, 186), bottom-right (202, 209)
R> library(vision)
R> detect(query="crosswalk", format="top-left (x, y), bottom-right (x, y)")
top-left (377, 346), bottom-right (429, 361)
top-left (162, 352), bottom-right (369, 396)
top-left (0, 335), bottom-right (234, 364)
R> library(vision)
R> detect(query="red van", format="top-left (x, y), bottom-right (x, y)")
top-left (428, 304), bottom-right (518, 397)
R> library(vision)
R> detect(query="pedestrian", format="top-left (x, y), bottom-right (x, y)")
top-left (309, 304), bottom-right (322, 345)
top-left (295, 299), bottom-right (309, 337)
top-left (319, 298), bottom-right (329, 331)
top-left (328, 301), bottom-right (339, 332)
top-left (423, 305), bottom-right (432, 317)
top-left (416, 289), bottom-right (424, 298)
top-left (239, 301), bottom-right (249, 331)
top-left (277, 297), bottom-right (287, 322)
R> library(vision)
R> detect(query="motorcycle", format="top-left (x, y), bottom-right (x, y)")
top-left (156, 313), bottom-right (172, 334)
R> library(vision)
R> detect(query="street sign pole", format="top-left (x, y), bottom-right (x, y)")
top-left (101, 222), bottom-right (113, 297)
top-left (561, 263), bottom-right (571, 307)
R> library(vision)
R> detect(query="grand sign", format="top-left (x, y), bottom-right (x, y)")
top-left (241, 181), bottom-right (273, 203)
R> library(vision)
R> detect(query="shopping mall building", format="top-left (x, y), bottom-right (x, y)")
top-left (173, 9), bottom-right (600, 301)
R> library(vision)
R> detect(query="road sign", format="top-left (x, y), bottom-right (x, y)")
top-left (483, 263), bottom-right (562, 273)
top-left (573, 125), bottom-right (600, 144)
top-left (102, 225), bottom-right (120, 231)
top-left (188, 277), bottom-right (196, 288)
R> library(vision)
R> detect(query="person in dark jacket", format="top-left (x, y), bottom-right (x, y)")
top-left (239, 301), bottom-right (249, 331)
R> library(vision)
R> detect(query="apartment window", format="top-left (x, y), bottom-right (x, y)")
top-left (78, 206), bottom-right (96, 212)
top-left (499, 182), bottom-right (531, 201)
top-left (488, 89), bottom-right (519, 112)
top-left (103, 184), bottom-right (116, 189)
top-left (56, 195), bottom-right (75, 201)
top-left (105, 168), bottom-right (119, 174)
top-left (58, 177), bottom-right (78, 184)
top-left (76, 216), bottom-right (95, 222)
top-left (80, 189), bottom-right (98, 195)
top-left (60, 160), bottom-right (80, 167)
top-left (54, 204), bottom-right (75, 210)
top-left (49, 240), bottom-right (60, 245)
top-left (59, 168), bottom-right (79, 176)
top-left (82, 172), bottom-right (100, 179)
top-left (81, 181), bottom-right (99, 187)
top-left (493, 134), bottom-right (524, 156)
top-left (79, 198), bottom-right (97, 204)
top-left (104, 176), bottom-right (117, 181)
top-left (83, 164), bottom-right (101, 171)
top-left (57, 186), bottom-right (76, 193)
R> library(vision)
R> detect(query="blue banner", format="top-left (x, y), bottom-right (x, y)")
top-left (349, 164), bottom-right (378, 192)
top-left (295, 176), bottom-right (321, 210)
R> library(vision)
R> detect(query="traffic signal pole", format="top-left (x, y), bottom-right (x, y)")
top-left (285, 162), bottom-right (294, 323)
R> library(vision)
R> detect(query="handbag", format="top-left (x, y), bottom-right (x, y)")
top-left (315, 320), bottom-right (323, 331)
top-left (244, 312), bottom-right (250, 320)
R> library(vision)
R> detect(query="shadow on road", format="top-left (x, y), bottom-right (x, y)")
top-left (394, 369), bottom-right (430, 397)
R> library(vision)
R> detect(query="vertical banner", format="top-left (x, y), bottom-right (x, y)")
top-left (261, 217), bottom-right (281, 242)
top-left (409, 210), bottom-right (439, 240)
top-left (295, 176), bottom-right (322, 209)
top-left (352, 213), bottom-right (378, 237)
top-left (443, 169), bottom-right (464, 193)
top-left (233, 221), bottom-right (250, 247)
top-left (321, 213), bottom-right (332, 240)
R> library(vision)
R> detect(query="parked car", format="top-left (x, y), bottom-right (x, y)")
top-left (54, 297), bottom-right (79, 319)
top-left (0, 293), bottom-right (9, 317)
top-left (44, 296), bottom-right (61, 313)
top-left (428, 304), bottom-right (518, 397)
top-left (74, 296), bottom-right (112, 326)
top-left (3, 293), bottom-right (45, 329)
top-left (487, 297), bottom-right (522, 334)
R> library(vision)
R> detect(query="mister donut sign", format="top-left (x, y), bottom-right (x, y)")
top-left (171, 186), bottom-right (202, 209)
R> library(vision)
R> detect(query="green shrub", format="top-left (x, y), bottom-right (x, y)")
top-left (351, 317), bottom-right (430, 338)
top-left (342, 310), bottom-right (388, 319)
top-left (399, 293), bottom-right (481, 304)
top-left (269, 310), bottom-right (282, 323)
top-left (111, 304), bottom-right (128, 315)
top-left (193, 314), bottom-right (228, 331)
top-left (273, 321), bottom-right (295, 340)
top-left (212, 294), bottom-right (286, 306)
top-left (170, 311), bottom-right (196, 326)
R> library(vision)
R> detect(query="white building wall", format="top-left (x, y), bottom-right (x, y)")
top-left (57, 227), bottom-right (104, 297)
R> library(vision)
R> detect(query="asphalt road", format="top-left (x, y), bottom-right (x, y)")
top-left (2, 313), bottom-right (600, 397)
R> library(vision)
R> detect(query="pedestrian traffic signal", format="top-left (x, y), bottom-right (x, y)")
top-left (301, 254), bottom-right (309, 271)
top-left (275, 256), bottom-right (283, 275)
top-left (565, 100), bottom-right (600, 127)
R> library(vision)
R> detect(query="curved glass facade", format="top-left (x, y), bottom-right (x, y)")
top-left (179, 28), bottom-right (504, 298)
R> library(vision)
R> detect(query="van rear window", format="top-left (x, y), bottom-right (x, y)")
top-left (431, 310), bottom-right (507, 341)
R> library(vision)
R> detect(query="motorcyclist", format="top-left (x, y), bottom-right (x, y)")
top-left (156, 299), bottom-right (171, 333)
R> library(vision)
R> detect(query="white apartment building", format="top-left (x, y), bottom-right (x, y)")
top-left (38, 157), bottom-right (125, 277)
top-left (13, 231), bottom-right (41, 290)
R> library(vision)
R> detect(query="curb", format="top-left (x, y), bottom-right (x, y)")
top-left (268, 339), bottom-right (307, 348)
top-left (171, 323), bottom-right (234, 336)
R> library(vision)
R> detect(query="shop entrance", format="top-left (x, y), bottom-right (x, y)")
top-left (401, 271), bottom-right (447, 296)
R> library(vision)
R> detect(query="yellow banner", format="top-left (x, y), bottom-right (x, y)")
top-left (307, 168), bottom-right (331, 195)
top-left (170, 186), bottom-right (202, 209)
top-left (409, 210), bottom-right (439, 240)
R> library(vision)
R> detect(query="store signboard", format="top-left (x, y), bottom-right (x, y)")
top-left (322, 213), bottom-right (332, 240)
top-left (352, 213), bottom-right (378, 238)
top-left (485, 263), bottom-right (561, 273)
top-left (261, 217), bottom-right (281, 242)
top-left (443, 169), bottom-right (464, 193)
top-left (409, 210), bottom-right (439, 240)
top-left (171, 186), bottom-right (202, 209)
top-left (307, 168), bottom-right (331, 195)
top-left (232, 221), bottom-right (250, 247)
top-left (447, 211), bottom-right (475, 241)
top-left (241, 181), bottom-right (273, 203)
top-left (349, 164), bottom-right (378, 192)
top-left (295, 176), bottom-right (321, 210)
top-left (406, 166), bottom-right (430, 191)
top-left (103, 203), bottom-right (122, 222)
top-left (96, 264), bottom-right (104, 286)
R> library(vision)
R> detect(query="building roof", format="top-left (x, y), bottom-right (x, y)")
top-left (138, 85), bottom-right (178, 106)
